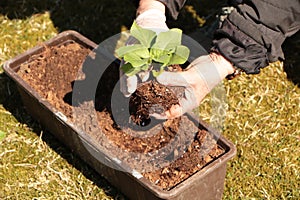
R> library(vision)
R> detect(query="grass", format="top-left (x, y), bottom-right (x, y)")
top-left (223, 62), bottom-right (300, 199)
top-left (0, 0), bottom-right (299, 199)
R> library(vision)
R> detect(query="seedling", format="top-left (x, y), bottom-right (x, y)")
top-left (116, 21), bottom-right (190, 77)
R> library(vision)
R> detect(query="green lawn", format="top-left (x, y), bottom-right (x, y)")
top-left (0, 1), bottom-right (299, 199)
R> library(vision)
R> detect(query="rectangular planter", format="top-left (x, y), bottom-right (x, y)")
top-left (3, 30), bottom-right (236, 200)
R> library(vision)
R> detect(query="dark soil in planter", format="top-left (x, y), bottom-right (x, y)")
top-left (129, 80), bottom-right (179, 126)
top-left (17, 41), bottom-right (225, 190)
top-left (129, 65), bottom-right (185, 127)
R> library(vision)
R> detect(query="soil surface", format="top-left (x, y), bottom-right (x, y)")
top-left (17, 40), bottom-right (225, 190)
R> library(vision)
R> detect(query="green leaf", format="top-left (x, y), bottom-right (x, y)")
top-left (115, 21), bottom-right (190, 78)
top-left (152, 66), bottom-right (165, 77)
top-left (168, 45), bottom-right (190, 65)
top-left (115, 44), bottom-right (149, 58)
top-left (130, 21), bottom-right (156, 48)
top-left (152, 28), bottom-right (182, 51)
top-left (152, 70), bottom-right (160, 77)
top-left (124, 52), bottom-right (149, 68)
top-left (150, 48), bottom-right (172, 65)
top-left (141, 64), bottom-right (150, 71)
top-left (0, 130), bottom-right (6, 141)
top-left (121, 63), bottom-right (142, 76)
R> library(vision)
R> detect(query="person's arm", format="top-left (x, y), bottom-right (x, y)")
top-left (212, 0), bottom-right (300, 75)
top-left (137, 0), bottom-right (165, 16)
top-left (154, 0), bottom-right (187, 19)
top-left (153, 0), bottom-right (300, 119)
top-left (135, 0), bottom-right (168, 32)
top-left (154, 0), bottom-right (300, 74)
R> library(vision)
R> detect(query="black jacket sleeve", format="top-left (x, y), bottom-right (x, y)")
top-left (158, 0), bottom-right (300, 74)
top-left (156, 0), bottom-right (186, 19)
top-left (212, 0), bottom-right (300, 74)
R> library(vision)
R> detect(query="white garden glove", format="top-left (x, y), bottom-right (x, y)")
top-left (151, 53), bottom-right (235, 119)
top-left (120, 8), bottom-right (169, 97)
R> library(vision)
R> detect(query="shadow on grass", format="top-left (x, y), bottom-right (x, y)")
top-left (0, 72), bottom-right (128, 199)
top-left (0, 0), bottom-right (225, 43)
top-left (282, 32), bottom-right (300, 88)
top-left (0, 0), bottom-right (137, 43)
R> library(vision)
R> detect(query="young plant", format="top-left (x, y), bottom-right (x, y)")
top-left (116, 21), bottom-right (190, 77)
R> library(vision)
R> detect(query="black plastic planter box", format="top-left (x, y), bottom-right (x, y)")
top-left (3, 30), bottom-right (236, 200)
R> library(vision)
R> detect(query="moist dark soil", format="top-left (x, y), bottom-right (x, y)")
top-left (17, 40), bottom-right (225, 190)
top-left (129, 63), bottom-right (185, 127)
top-left (129, 80), bottom-right (180, 127)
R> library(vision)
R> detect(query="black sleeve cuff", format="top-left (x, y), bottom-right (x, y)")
top-left (211, 0), bottom-right (300, 75)
top-left (156, 0), bottom-right (187, 19)
top-left (212, 19), bottom-right (269, 74)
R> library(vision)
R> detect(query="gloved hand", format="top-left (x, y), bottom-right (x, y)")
top-left (151, 52), bottom-right (235, 119)
top-left (120, 8), bottom-right (169, 97)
